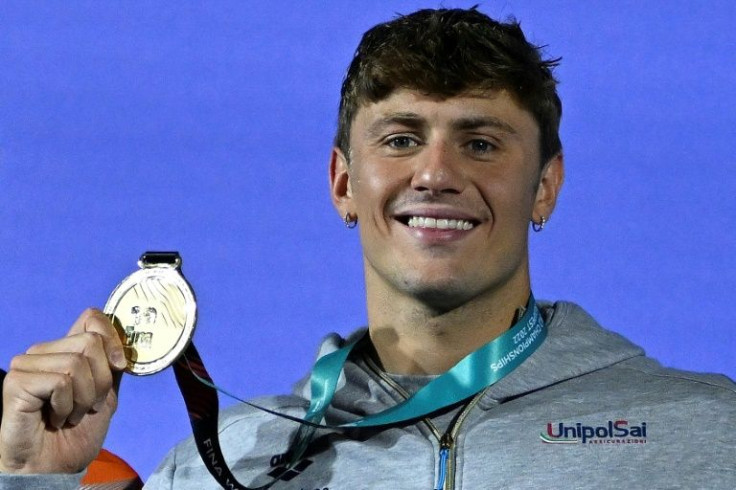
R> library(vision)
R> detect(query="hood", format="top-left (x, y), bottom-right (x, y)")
top-left (479, 301), bottom-right (643, 404)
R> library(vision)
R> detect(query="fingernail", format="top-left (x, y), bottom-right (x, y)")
top-left (92, 400), bottom-right (105, 412)
top-left (112, 348), bottom-right (127, 370)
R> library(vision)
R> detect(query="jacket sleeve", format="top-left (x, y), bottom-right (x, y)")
top-left (0, 471), bottom-right (84, 489)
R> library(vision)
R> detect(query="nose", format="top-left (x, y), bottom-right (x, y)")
top-left (410, 140), bottom-right (464, 195)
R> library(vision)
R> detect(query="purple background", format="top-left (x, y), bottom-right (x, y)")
top-left (1, 1), bottom-right (734, 480)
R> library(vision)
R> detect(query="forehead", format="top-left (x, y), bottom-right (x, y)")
top-left (351, 88), bottom-right (540, 139)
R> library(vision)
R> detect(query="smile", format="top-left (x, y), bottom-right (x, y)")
top-left (406, 216), bottom-right (475, 230)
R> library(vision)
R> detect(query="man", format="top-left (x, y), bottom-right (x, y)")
top-left (1, 7), bottom-right (734, 489)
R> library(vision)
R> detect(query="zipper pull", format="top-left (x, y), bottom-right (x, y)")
top-left (434, 434), bottom-right (454, 490)
top-left (440, 433), bottom-right (454, 451)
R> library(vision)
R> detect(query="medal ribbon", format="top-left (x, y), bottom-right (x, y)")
top-left (172, 295), bottom-right (546, 489)
top-left (305, 294), bottom-right (545, 428)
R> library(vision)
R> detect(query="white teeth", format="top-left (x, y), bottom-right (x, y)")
top-left (406, 216), bottom-right (475, 230)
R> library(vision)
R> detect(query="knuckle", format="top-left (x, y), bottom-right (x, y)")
top-left (3, 369), bottom-right (22, 390)
top-left (25, 341), bottom-right (47, 355)
top-left (8, 353), bottom-right (27, 371)
top-left (81, 308), bottom-right (111, 328)
top-left (56, 372), bottom-right (73, 391)
top-left (79, 331), bottom-right (104, 349)
top-left (64, 352), bottom-right (87, 372)
top-left (81, 307), bottom-right (103, 319)
top-left (84, 310), bottom-right (115, 334)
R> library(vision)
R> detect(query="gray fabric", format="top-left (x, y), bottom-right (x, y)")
top-left (0, 472), bottom-right (83, 489)
top-left (146, 302), bottom-right (736, 489)
top-left (2, 301), bottom-right (735, 489)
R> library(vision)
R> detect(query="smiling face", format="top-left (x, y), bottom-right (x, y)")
top-left (331, 89), bottom-right (563, 313)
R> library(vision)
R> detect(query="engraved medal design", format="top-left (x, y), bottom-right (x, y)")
top-left (104, 252), bottom-right (197, 375)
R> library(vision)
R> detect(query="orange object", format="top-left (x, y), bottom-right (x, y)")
top-left (80, 448), bottom-right (143, 490)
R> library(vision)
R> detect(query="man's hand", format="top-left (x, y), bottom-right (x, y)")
top-left (0, 309), bottom-right (127, 473)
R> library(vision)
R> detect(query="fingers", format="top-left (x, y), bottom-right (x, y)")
top-left (2, 369), bottom-right (75, 429)
top-left (8, 308), bottom-right (127, 428)
top-left (10, 352), bottom-right (95, 426)
top-left (67, 308), bottom-right (127, 371)
top-left (27, 333), bottom-right (115, 402)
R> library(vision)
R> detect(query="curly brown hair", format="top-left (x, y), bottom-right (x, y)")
top-left (335, 7), bottom-right (562, 166)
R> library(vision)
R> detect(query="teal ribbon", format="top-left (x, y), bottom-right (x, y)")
top-left (304, 294), bottom-right (546, 428)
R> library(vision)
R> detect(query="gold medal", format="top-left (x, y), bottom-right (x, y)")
top-left (104, 252), bottom-right (197, 375)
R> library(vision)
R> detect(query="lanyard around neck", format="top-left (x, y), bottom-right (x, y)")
top-left (304, 294), bottom-right (546, 428)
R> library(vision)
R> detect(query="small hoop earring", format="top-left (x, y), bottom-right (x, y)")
top-left (532, 216), bottom-right (547, 232)
top-left (344, 212), bottom-right (358, 229)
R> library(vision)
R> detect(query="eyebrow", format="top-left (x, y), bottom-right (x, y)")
top-left (365, 113), bottom-right (426, 139)
top-left (365, 113), bottom-right (518, 139)
top-left (451, 116), bottom-right (518, 135)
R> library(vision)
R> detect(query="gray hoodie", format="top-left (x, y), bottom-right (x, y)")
top-left (3, 301), bottom-right (735, 489)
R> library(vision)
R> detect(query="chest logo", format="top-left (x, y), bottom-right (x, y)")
top-left (540, 420), bottom-right (648, 444)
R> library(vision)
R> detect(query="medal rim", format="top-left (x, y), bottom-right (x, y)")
top-left (104, 266), bottom-right (197, 376)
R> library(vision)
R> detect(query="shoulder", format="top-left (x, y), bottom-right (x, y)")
top-left (610, 355), bottom-right (736, 400)
top-left (533, 300), bottom-right (736, 407)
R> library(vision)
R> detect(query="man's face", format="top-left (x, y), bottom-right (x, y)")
top-left (331, 89), bottom-right (562, 311)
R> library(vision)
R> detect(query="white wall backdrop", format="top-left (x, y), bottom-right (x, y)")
top-left (1, 0), bottom-right (734, 480)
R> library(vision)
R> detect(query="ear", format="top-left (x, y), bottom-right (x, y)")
top-left (532, 153), bottom-right (564, 222)
top-left (329, 147), bottom-right (353, 218)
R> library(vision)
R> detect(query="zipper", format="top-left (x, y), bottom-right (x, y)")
top-left (362, 351), bottom-right (486, 490)
top-left (438, 392), bottom-right (485, 490)
top-left (434, 433), bottom-right (453, 490)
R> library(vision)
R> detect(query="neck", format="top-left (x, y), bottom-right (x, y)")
top-left (365, 271), bottom-right (530, 375)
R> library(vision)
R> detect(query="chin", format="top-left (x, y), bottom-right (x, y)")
top-left (402, 279), bottom-right (475, 313)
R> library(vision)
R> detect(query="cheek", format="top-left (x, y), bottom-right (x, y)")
top-left (478, 176), bottom-right (537, 222)
top-left (350, 162), bottom-right (408, 210)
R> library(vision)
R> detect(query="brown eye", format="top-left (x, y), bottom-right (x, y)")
top-left (387, 136), bottom-right (418, 149)
top-left (468, 139), bottom-right (495, 153)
